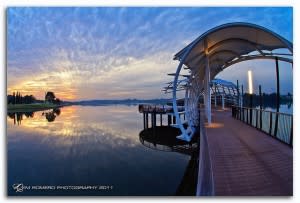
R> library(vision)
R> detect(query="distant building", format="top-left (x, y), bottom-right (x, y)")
top-left (45, 91), bottom-right (56, 103)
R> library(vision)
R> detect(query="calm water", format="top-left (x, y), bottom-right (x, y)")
top-left (265, 104), bottom-right (293, 115)
top-left (7, 105), bottom-right (192, 196)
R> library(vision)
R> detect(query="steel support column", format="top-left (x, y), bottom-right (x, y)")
top-left (204, 40), bottom-right (211, 124)
top-left (222, 94), bottom-right (225, 110)
top-left (259, 85), bottom-right (262, 130)
top-left (274, 57), bottom-right (280, 138)
top-left (241, 85), bottom-right (244, 108)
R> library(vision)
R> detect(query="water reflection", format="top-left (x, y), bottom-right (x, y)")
top-left (42, 108), bottom-right (61, 122)
top-left (7, 105), bottom-right (190, 196)
top-left (139, 126), bottom-right (198, 155)
top-left (139, 126), bottom-right (199, 195)
top-left (7, 108), bottom-right (61, 125)
top-left (7, 111), bottom-right (35, 125)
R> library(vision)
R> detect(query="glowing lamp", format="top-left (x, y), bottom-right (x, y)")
top-left (248, 70), bottom-right (253, 94)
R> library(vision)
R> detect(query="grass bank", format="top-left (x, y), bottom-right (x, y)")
top-left (7, 103), bottom-right (62, 113)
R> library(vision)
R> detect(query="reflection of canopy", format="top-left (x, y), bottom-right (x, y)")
top-left (169, 22), bottom-right (293, 142)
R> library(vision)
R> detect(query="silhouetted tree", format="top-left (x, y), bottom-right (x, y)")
top-left (45, 91), bottom-right (56, 103)
top-left (12, 92), bottom-right (16, 104)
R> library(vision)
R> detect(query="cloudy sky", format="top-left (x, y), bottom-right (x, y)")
top-left (7, 7), bottom-right (293, 101)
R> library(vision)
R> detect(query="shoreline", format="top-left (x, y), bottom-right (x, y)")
top-left (7, 103), bottom-right (67, 113)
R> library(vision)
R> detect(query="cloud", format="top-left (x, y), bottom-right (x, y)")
top-left (7, 7), bottom-right (293, 100)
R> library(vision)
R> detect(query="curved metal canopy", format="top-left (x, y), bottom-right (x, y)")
top-left (169, 22), bottom-right (293, 142)
top-left (174, 22), bottom-right (293, 79)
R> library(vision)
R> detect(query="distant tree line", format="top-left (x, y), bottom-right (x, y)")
top-left (7, 92), bottom-right (36, 104)
top-left (243, 92), bottom-right (293, 108)
top-left (8, 91), bottom-right (63, 105)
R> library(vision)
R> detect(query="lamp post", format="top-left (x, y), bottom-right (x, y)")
top-left (248, 70), bottom-right (253, 125)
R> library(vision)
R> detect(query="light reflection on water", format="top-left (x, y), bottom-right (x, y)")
top-left (7, 105), bottom-right (191, 196)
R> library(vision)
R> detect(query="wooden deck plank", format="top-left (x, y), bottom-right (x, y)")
top-left (205, 108), bottom-right (293, 196)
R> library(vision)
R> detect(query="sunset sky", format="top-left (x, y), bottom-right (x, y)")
top-left (7, 7), bottom-right (293, 101)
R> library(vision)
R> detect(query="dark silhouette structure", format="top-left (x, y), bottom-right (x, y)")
top-left (7, 92), bottom-right (36, 104)
top-left (45, 91), bottom-right (56, 103)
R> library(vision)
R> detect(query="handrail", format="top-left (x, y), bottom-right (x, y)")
top-left (232, 105), bottom-right (293, 147)
top-left (196, 109), bottom-right (215, 196)
top-left (138, 104), bottom-right (185, 113)
top-left (237, 106), bottom-right (293, 116)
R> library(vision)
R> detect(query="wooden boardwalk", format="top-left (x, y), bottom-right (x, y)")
top-left (204, 108), bottom-right (293, 196)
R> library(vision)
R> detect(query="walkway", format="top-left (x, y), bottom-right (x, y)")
top-left (205, 108), bottom-right (293, 196)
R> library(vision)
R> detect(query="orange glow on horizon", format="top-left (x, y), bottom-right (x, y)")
top-left (7, 73), bottom-right (78, 101)
top-left (7, 87), bottom-right (77, 101)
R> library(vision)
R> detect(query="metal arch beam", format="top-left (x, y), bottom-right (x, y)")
top-left (172, 45), bottom-right (197, 142)
top-left (221, 55), bottom-right (293, 70)
top-left (265, 53), bottom-right (293, 56)
top-left (207, 38), bottom-right (266, 55)
top-left (209, 55), bottom-right (293, 80)
top-left (190, 53), bottom-right (292, 81)
top-left (203, 39), bottom-right (212, 125)
top-left (174, 22), bottom-right (293, 60)
top-left (177, 39), bottom-right (257, 64)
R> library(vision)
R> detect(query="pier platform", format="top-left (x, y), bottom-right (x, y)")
top-left (204, 108), bottom-right (292, 195)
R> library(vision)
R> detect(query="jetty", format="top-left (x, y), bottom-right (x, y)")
top-left (139, 22), bottom-right (293, 196)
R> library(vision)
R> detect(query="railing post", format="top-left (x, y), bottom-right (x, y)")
top-left (151, 113), bottom-right (153, 128)
top-left (237, 79), bottom-right (240, 107)
top-left (214, 91), bottom-right (217, 107)
top-left (259, 110), bottom-right (262, 130)
top-left (269, 112), bottom-right (273, 135)
top-left (143, 113), bottom-right (146, 129)
top-left (226, 105), bottom-right (292, 147)
top-left (256, 109), bottom-right (258, 128)
top-left (241, 85), bottom-right (244, 121)
top-left (146, 113), bottom-right (149, 129)
top-left (274, 113), bottom-right (279, 138)
top-left (290, 116), bottom-right (293, 147)
top-left (246, 108), bottom-right (249, 124)
top-left (249, 94), bottom-right (253, 126)
top-left (242, 107), bottom-right (244, 121)
top-left (222, 94), bottom-right (225, 109)
top-left (160, 114), bottom-right (162, 126)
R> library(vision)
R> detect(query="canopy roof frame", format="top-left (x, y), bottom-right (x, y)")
top-left (169, 22), bottom-right (293, 142)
